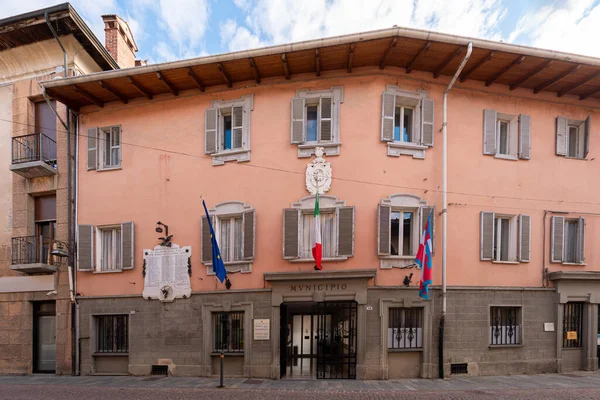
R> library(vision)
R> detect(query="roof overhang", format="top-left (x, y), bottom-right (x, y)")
top-left (0, 2), bottom-right (118, 71)
top-left (548, 271), bottom-right (600, 281)
top-left (40, 26), bottom-right (600, 109)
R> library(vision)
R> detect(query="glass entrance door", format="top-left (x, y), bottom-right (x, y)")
top-left (33, 302), bottom-right (56, 373)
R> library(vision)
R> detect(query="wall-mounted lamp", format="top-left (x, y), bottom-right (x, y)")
top-left (403, 273), bottom-right (413, 287)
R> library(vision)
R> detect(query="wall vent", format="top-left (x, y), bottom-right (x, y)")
top-left (151, 365), bottom-right (168, 375)
top-left (451, 363), bottom-right (468, 375)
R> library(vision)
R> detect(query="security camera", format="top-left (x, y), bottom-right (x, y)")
top-left (46, 290), bottom-right (57, 296)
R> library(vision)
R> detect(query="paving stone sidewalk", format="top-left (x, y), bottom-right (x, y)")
top-left (1, 372), bottom-right (600, 392)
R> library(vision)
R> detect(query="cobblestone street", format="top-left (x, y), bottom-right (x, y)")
top-left (2, 373), bottom-right (600, 399)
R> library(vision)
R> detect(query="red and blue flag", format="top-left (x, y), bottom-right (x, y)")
top-left (416, 212), bottom-right (433, 300)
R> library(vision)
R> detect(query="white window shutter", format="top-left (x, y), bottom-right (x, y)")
top-left (77, 224), bottom-right (94, 271)
top-left (232, 105), bottom-right (244, 148)
top-left (551, 216), bottom-right (564, 263)
top-left (319, 97), bottom-right (332, 141)
top-left (518, 114), bottom-right (531, 160)
top-left (584, 115), bottom-right (591, 158)
top-left (483, 109), bottom-right (497, 155)
top-left (337, 206), bottom-right (354, 257)
top-left (291, 97), bottom-right (305, 144)
top-left (283, 208), bottom-right (299, 259)
top-left (87, 128), bottom-right (98, 170)
top-left (480, 211), bottom-right (495, 261)
top-left (518, 215), bottom-right (531, 262)
top-left (201, 216), bottom-right (212, 264)
top-left (381, 92), bottom-right (395, 142)
top-left (421, 98), bottom-right (434, 147)
top-left (121, 221), bottom-right (134, 269)
top-left (243, 209), bottom-right (256, 260)
top-left (377, 204), bottom-right (391, 256)
top-left (576, 217), bottom-right (585, 264)
top-left (556, 116), bottom-right (568, 156)
top-left (205, 108), bottom-right (218, 154)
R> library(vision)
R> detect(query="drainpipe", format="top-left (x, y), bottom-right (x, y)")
top-left (45, 13), bottom-right (67, 78)
top-left (440, 42), bottom-right (472, 379)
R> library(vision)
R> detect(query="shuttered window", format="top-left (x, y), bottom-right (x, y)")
top-left (283, 197), bottom-right (354, 262)
top-left (480, 212), bottom-right (529, 263)
top-left (290, 87), bottom-right (343, 157)
top-left (77, 223), bottom-right (134, 272)
top-left (556, 115), bottom-right (590, 159)
top-left (551, 216), bottom-right (585, 264)
top-left (378, 203), bottom-right (434, 259)
top-left (98, 126), bottom-right (121, 169)
top-left (381, 90), bottom-right (434, 148)
top-left (483, 110), bottom-right (530, 159)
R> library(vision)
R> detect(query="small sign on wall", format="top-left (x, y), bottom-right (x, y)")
top-left (544, 323), bottom-right (555, 332)
top-left (254, 319), bottom-right (270, 340)
top-left (566, 331), bottom-right (578, 340)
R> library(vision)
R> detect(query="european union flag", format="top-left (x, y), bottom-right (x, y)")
top-left (202, 199), bottom-right (227, 283)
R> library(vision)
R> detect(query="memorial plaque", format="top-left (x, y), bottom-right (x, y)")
top-left (143, 244), bottom-right (191, 302)
top-left (254, 319), bottom-right (270, 340)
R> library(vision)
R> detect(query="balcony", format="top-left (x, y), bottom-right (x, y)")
top-left (11, 236), bottom-right (68, 274)
top-left (10, 133), bottom-right (57, 178)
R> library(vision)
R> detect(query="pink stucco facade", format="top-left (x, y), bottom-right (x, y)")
top-left (75, 66), bottom-right (600, 297)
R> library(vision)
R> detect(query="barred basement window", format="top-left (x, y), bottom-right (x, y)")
top-left (214, 311), bottom-right (244, 353)
top-left (96, 315), bottom-right (128, 353)
top-left (490, 307), bottom-right (521, 345)
top-left (563, 302), bottom-right (584, 348)
top-left (387, 308), bottom-right (423, 349)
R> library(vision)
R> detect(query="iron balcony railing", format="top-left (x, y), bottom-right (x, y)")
top-left (11, 235), bottom-right (67, 266)
top-left (11, 133), bottom-right (57, 166)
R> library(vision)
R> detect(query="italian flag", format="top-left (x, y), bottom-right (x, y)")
top-left (312, 193), bottom-right (322, 270)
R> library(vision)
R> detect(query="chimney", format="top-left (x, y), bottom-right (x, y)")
top-left (102, 14), bottom-right (138, 69)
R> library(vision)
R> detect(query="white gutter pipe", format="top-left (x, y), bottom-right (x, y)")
top-left (439, 41), bottom-right (472, 379)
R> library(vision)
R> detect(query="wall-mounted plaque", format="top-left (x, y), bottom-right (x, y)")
top-left (143, 244), bottom-right (191, 302)
top-left (254, 319), bottom-right (270, 340)
top-left (543, 323), bottom-right (555, 332)
top-left (566, 331), bottom-right (577, 340)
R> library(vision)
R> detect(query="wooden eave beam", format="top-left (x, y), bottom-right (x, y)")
top-left (44, 87), bottom-right (79, 110)
top-left (534, 64), bottom-right (581, 94)
top-left (406, 41), bottom-right (431, 74)
top-left (485, 55), bottom-right (525, 87)
top-left (128, 77), bottom-right (153, 100)
top-left (71, 85), bottom-right (103, 108)
top-left (347, 44), bottom-right (355, 73)
top-left (98, 80), bottom-right (128, 104)
top-left (281, 54), bottom-right (290, 80)
top-left (315, 49), bottom-right (321, 77)
top-left (379, 37), bottom-right (397, 70)
top-left (460, 51), bottom-right (494, 82)
top-left (217, 63), bottom-right (233, 87)
top-left (248, 58), bottom-right (261, 84)
top-left (156, 71), bottom-right (178, 96)
top-left (557, 70), bottom-right (600, 98)
top-left (580, 86), bottom-right (600, 101)
top-left (509, 60), bottom-right (553, 91)
top-left (187, 67), bottom-right (205, 92)
top-left (433, 46), bottom-right (463, 78)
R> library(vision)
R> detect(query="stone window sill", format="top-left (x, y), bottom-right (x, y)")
top-left (489, 344), bottom-right (523, 349)
top-left (93, 269), bottom-right (124, 274)
top-left (492, 260), bottom-right (520, 265)
top-left (387, 142), bottom-right (427, 159)
top-left (211, 352), bottom-right (244, 357)
top-left (388, 348), bottom-right (423, 353)
top-left (298, 142), bottom-right (341, 158)
top-left (561, 262), bottom-right (587, 266)
top-left (494, 154), bottom-right (519, 161)
top-left (93, 352), bottom-right (129, 356)
top-left (288, 257), bottom-right (349, 263)
top-left (205, 261), bottom-right (252, 274)
top-left (211, 149), bottom-right (250, 166)
top-left (97, 166), bottom-right (122, 172)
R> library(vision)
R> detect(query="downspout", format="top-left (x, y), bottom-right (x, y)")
top-left (440, 42), bottom-right (472, 379)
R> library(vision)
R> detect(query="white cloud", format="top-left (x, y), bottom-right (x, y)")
top-left (508, 0), bottom-right (600, 57)
top-left (158, 0), bottom-right (210, 44)
top-left (220, 19), bottom-right (265, 52)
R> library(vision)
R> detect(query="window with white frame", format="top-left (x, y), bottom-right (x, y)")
top-left (201, 201), bottom-right (255, 274)
top-left (205, 95), bottom-right (253, 166)
top-left (551, 216), bottom-right (585, 264)
top-left (76, 222), bottom-right (134, 272)
top-left (483, 110), bottom-right (530, 160)
top-left (480, 212), bottom-right (530, 263)
top-left (378, 194), bottom-right (434, 268)
top-left (381, 86), bottom-right (434, 159)
top-left (556, 116), bottom-right (590, 159)
top-left (290, 86), bottom-right (343, 157)
top-left (86, 125), bottom-right (121, 171)
top-left (283, 195), bottom-right (354, 262)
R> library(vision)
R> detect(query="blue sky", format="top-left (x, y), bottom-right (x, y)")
top-left (3, 0), bottom-right (600, 64)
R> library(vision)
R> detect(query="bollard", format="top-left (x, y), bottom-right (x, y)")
top-left (218, 351), bottom-right (225, 388)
